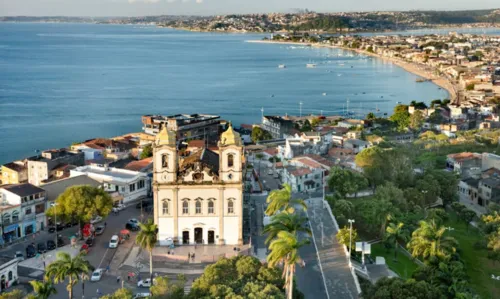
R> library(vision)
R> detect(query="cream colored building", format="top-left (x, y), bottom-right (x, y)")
top-left (153, 125), bottom-right (244, 246)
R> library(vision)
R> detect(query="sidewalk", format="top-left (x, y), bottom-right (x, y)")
top-left (306, 198), bottom-right (360, 299)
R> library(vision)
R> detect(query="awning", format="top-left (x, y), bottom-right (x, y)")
top-left (3, 224), bottom-right (19, 234)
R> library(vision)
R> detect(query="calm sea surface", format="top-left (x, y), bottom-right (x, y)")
top-left (0, 23), bottom-right (457, 164)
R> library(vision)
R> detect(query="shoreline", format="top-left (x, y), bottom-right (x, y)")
top-left (246, 40), bottom-right (457, 102)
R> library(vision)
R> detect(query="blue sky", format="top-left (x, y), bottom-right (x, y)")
top-left (0, 0), bottom-right (499, 16)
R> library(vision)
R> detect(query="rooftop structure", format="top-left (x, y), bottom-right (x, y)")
top-left (141, 114), bottom-right (222, 142)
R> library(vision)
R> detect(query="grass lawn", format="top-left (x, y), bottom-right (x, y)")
top-left (370, 242), bottom-right (419, 279)
top-left (444, 213), bottom-right (500, 299)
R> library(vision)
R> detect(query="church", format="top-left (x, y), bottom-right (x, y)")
top-left (152, 125), bottom-right (244, 246)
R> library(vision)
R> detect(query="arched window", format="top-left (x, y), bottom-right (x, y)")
top-left (182, 201), bottom-right (189, 215)
top-left (8, 271), bottom-right (12, 281)
top-left (227, 154), bottom-right (234, 168)
top-left (195, 200), bottom-right (202, 214)
top-left (208, 200), bottom-right (214, 214)
top-left (162, 154), bottom-right (169, 168)
top-left (2, 213), bottom-right (10, 224)
top-left (228, 200), bottom-right (234, 214)
top-left (11, 211), bottom-right (19, 222)
top-left (162, 201), bottom-right (169, 215)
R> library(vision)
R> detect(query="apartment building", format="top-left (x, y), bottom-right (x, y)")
top-left (141, 114), bottom-right (222, 142)
top-left (27, 149), bottom-right (84, 186)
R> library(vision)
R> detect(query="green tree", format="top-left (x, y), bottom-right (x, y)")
top-left (425, 208), bottom-right (448, 226)
top-left (136, 218), bottom-right (158, 282)
top-left (410, 110), bottom-right (425, 130)
top-left (29, 280), bottom-right (57, 299)
top-left (428, 111), bottom-right (444, 124)
top-left (44, 252), bottom-right (94, 299)
top-left (265, 184), bottom-right (307, 216)
top-left (300, 120), bottom-right (312, 132)
top-left (366, 112), bottom-right (376, 120)
top-left (140, 144), bottom-right (153, 159)
top-left (46, 185), bottom-right (113, 231)
top-left (451, 202), bottom-right (466, 215)
top-left (465, 83), bottom-right (475, 91)
top-left (327, 167), bottom-right (368, 198)
top-left (354, 146), bottom-right (382, 168)
top-left (390, 104), bottom-right (411, 130)
top-left (336, 226), bottom-right (358, 250)
top-left (416, 174), bottom-right (441, 207)
top-left (363, 277), bottom-right (442, 299)
top-left (267, 231), bottom-right (309, 299)
top-left (251, 127), bottom-right (272, 143)
top-left (407, 220), bottom-right (458, 262)
top-left (263, 212), bottom-right (311, 245)
top-left (150, 275), bottom-right (185, 299)
top-left (460, 209), bottom-right (476, 232)
top-left (100, 288), bottom-right (134, 299)
top-left (333, 199), bottom-right (355, 218)
top-left (385, 222), bottom-right (409, 260)
top-left (310, 117), bottom-right (321, 127)
top-left (0, 290), bottom-right (24, 299)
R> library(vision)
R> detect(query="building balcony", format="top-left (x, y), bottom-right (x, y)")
top-left (21, 197), bottom-right (46, 207)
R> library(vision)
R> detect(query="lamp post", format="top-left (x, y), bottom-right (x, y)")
top-left (299, 101), bottom-right (303, 117)
top-left (348, 219), bottom-right (355, 261)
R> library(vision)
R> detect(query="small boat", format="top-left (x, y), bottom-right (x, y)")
top-left (351, 66), bottom-right (354, 68)
top-left (270, 94), bottom-right (275, 98)
top-left (322, 93), bottom-right (327, 96)
top-left (306, 63), bottom-right (316, 68)
top-left (278, 64), bottom-right (286, 69)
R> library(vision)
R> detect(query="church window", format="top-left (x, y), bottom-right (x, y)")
top-left (162, 201), bottom-right (169, 215)
top-left (182, 201), bottom-right (189, 215)
top-left (228, 200), bottom-right (234, 214)
top-left (162, 154), bottom-right (169, 168)
top-left (196, 200), bottom-right (202, 214)
top-left (227, 154), bottom-right (234, 168)
top-left (208, 200), bottom-right (214, 214)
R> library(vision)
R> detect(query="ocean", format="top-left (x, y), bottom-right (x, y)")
top-left (0, 23), bottom-right (453, 164)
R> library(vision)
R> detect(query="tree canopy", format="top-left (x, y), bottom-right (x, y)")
top-left (327, 166), bottom-right (368, 198)
top-left (390, 104), bottom-right (410, 130)
top-left (140, 144), bottom-right (153, 159)
top-left (251, 127), bottom-right (273, 143)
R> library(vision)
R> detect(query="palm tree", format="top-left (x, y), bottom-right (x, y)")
top-left (265, 184), bottom-right (307, 216)
top-left (136, 218), bottom-right (158, 281)
top-left (267, 231), bottom-right (310, 299)
top-left (44, 252), bottom-right (93, 299)
top-left (263, 212), bottom-right (311, 245)
top-left (29, 280), bottom-right (57, 299)
top-left (385, 222), bottom-right (409, 260)
top-left (407, 220), bottom-right (458, 261)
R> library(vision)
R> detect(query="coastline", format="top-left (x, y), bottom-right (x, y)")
top-left (246, 40), bottom-right (457, 102)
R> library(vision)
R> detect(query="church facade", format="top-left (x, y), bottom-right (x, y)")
top-left (152, 125), bottom-right (244, 246)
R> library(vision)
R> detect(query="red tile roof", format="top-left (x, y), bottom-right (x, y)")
top-left (124, 158), bottom-right (153, 172)
top-left (263, 148), bottom-right (278, 156)
top-left (188, 140), bottom-right (205, 148)
top-left (289, 167), bottom-right (312, 177)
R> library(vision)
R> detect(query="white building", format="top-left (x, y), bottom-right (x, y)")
top-left (0, 258), bottom-right (18, 292)
top-left (70, 165), bottom-right (149, 204)
top-left (153, 126), bottom-right (244, 246)
top-left (0, 183), bottom-right (47, 237)
top-left (282, 165), bottom-right (322, 193)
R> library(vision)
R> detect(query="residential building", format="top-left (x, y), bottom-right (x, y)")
top-left (141, 114), bottom-right (222, 142)
top-left (71, 138), bottom-right (136, 161)
top-left (481, 153), bottom-right (500, 171)
top-left (0, 258), bottom-right (19, 292)
top-left (278, 137), bottom-right (328, 160)
top-left (0, 183), bottom-right (47, 236)
top-left (343, 139), bottom-right (370, 154)
top-left (153, 125), bottom-right (244, 246)
top-left (123, 158), bottom-right (153, 173)
top-left (40, 175), bottom-right (102, 207)
top-left (70, 165), bottom-right (149, 204)
top-left (261, 116), bottom-right (294, 139)
top-left (1, 162), bottom-right (28, 185)
top-left (446, 152), bottom-right (482, 178)
top-left (282, 165), bottom-right (322, 193)
top-left (0, 204), bottom-right (22, 242)
top-left (27, 149), bottom-right (84, 186)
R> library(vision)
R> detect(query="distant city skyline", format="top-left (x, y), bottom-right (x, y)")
top-left (0, 0), bottom-right (499, 17)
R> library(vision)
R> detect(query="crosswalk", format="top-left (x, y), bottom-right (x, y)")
top-left (184, 283), bottom-right (192, 294)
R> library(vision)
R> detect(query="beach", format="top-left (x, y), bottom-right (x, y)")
top-left (247, 39), bottom-right (458, 102)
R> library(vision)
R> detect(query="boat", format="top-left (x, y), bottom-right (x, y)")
top-left (306, 63), bottom-right (316, 68)
top-left (322, 93), bottom-right (327, 96)
top-left (278, 64), bottom-right (286, 69)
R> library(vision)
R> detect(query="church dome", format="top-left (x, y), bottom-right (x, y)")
top-left (220, 124), bottom-right (241, 146)
top-left (156, 126), bottom-right (176, 146)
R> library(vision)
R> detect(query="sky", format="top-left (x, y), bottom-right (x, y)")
top-left (0, 0), bottom-right (499, 17)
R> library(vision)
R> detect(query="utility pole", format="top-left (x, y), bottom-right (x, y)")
top-left (299, 101), bottom-right (303, 117)
top-left (348, 219), bottom-right (355, 266)
top-left (260, 107), bottom-right (264, 122)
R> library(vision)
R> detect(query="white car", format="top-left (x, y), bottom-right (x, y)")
top-left (116, 204), bottom-right (126, 210)
top-left (109, 235), bottom-right (119, 248)
top-left (15, 251), bottom-right (24, 261)
top-left (91, 268), bottom-right (104, 281)
top-left (137, 278), bottom-right (155, 288)
top-left (90, 216), bottom-right (103, 224)
top-left (133, 293), bottom-right (151, 299)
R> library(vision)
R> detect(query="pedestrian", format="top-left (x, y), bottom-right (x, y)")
top-left (106, 265), bottom-right (110, 272)
top-left (117, 276), bottom-right (121, 283)
top-left (104, 222), bottom-right (107, 227)
top-left (188, 253), bottom-right (190, 259)
top-left (96, 288), bottom-right (101, 296)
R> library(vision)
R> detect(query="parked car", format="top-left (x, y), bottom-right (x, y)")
top-left (80, 244), bottom-right (90, 254)
top-left (26, 245), bottom-right (36, 258)
top-left (57, 237), bottom-right (65, 248)
top-left (137, 278), bottom-right (155, 288)
top-left (15, 251), bottom-right (24, 261)
top-left (37, 242), bottom-right (47, 254)
top-left (95, 225), bottom-right (105, 235)
top-left (109, 235), bottom-right (119, 248)
top-left (128, 218), bottom-right (139, 225)
top-left (136, 201), bottom-right (152, 209)
top-left (46, 240), bottom-right (56, 250)
top-left (90, 216), bottom-right (103, 224)
top-left (48, 226), bottom-right (56, 233)
top-left (125, 223), bottom-right (140, 231)
top-left (133, 293), bottom-right (151, 299)
top-left (86, 237), bottom-right (95, 247)
top-left (114, 203), bottom-right (126, 210)
top-left (91, 268), bottom-right (104, 282)
top-left (56, 222), bottom-right (65, 231)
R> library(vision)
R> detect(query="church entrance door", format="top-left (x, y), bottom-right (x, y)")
top-left (208, 230), bottom-right (215, 244)
top-left (182, 231), bottom-right (190, 244)
top-left (194, 228), bottom-right (203, 244)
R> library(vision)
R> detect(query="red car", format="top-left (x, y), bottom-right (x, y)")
top-left (80, 244), bottom-right (90, 254)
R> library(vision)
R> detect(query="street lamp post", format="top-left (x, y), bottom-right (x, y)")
top-left (348, 219), bottom-right (355, 261)
top-left (51, 202), bottom-right (58, 246)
